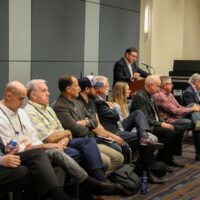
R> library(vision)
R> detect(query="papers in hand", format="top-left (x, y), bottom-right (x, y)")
top-left (96, 135), bottom-right (115, 143)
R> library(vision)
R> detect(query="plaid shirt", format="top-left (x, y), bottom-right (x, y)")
top-left (153, 89), bottom-right (192, 123)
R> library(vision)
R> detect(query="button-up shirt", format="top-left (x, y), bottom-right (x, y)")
top-left (0, 102), bottom-right (42, 152)
top-left (24, 101), bottom-right (64, 141)
top-left (124, 57), bottom-right (133, 76)
top-left (153, 89), bottom-right (192, 123)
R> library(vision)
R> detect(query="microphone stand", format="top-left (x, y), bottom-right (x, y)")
top-left (146, 65), bottom-right (155, 75)
top-left (146, 65), bottom-right (152, 75)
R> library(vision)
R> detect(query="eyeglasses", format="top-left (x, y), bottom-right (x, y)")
top-left (165, 83), bottom-right (173, 85)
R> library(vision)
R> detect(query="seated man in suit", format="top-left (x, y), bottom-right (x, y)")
top-left (113, 47), bottom-right (149, 85)
top-left (0, 81), bottom-right (123, 198)
top-left (53, 74), bottom-right (124, 176)
top-left (182, 73), bottom-right (200, 160)
top-left (182, 73), bottom-right (200, 106)
top-left (153, 76), bottom-right (200, 161)
top-left (130, 75), bottom-right (185, 167)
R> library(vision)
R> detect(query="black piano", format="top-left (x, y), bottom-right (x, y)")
top-left (169, 60), bottom-right (200, 103)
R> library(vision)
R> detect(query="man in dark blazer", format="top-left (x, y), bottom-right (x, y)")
top-left (113, 47), bottom-right (149, 85)
top-left (130, 75), bottom-right (184, 167)
top-left (182, 73), bottom-right (200, 160)
top-left (182, 73), bottom-right (200, 106)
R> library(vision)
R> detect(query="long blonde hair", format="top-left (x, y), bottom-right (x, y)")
top-left (111, 81), bottom-right (129, 118)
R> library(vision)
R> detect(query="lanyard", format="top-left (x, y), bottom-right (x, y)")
top-left (0, 107), bottom-right (24, 134)
top-left (28, 102), bottom-right (59, 126)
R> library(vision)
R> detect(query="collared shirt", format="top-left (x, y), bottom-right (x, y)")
top-left (0, 102), bottom-right (42, 152)
top-left (24, 101), bottom-right (64, 141)
top-left (124, 57), bottom-right (133, 76)
top-left (153, 89), bottom-right (192, 123)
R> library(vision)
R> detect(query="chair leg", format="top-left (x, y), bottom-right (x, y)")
top-left (75, 184), bottom-right (79, 200)
top-left (8, 192), bottom-right (13, 200)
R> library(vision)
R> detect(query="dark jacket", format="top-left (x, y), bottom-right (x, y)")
top-left (113, 57), bottom-right (149, 85)
top-left (94, 96), bottom-right (120, 133)
top-left (53, 95), bottom-right (98, 138)
top-left (182, 85), bottom-right (200, 106)
top-left (130, 88), bottom-right (162, 127)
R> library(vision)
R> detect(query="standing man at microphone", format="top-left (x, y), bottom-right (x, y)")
top-left (113, 47), bottom-right (150, 86)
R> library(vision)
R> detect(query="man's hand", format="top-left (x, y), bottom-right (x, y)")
top-left (5, 144), bottom-right (19, 155)
top-left (106, 102), bottom-right (114, 109)
top-left (191, 104), bottom-right (200, 112)
top-left (42, 143), bottom-right (64, 151)
top-left (111, 135), bottom-right (125, 145)
top-left (58, 138), bottom-right (69, 149)
top-left (77, 118), bottom-right (89, 126)
top-left (2, 154), bottom-right (21, 168)
top-left (161, 122), bottom-right (174, 130)
top-left (132, 72), bottom-right (141, 79)
top-left (63, 130), bottom-right (73, 140)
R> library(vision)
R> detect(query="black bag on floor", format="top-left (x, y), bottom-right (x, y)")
top-left (108, 164), bottom-right (141, 196)
top-left (148, 161), bottom-right (167, 178)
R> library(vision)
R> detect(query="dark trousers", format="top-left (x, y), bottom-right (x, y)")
top-left (18, 149), bottom-right (59, 199)
top-left (122, 110), bottom-right (151, 137)
top-left (173, 117), bottom-right (200, 156)
top-left (67, 137), bottom-right (104, 173)
top-left (153, 126), bottom-right (184, 163)
top-left (0, 165), bottom-right (31, 193)
top-left (117, 130), bottom-right (139, 152)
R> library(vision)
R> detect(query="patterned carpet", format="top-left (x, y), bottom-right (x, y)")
top-left (108, 137), bottom-right (200, 200)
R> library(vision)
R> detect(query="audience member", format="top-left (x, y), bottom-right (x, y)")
top-left (182, 73), bottom-right (200, 160)
top-left (182, 73), bottom-right (200, 106)
top-left (113, 47), bottom-right (149, 85)
top-left (77, 76), bottom-right (129, 159)
top-left (130, 75), bottom-right (185, 167)
top-left (53, 74), bottom-right (124, 175)
top-left (0, 139), bottom-right (73, 200)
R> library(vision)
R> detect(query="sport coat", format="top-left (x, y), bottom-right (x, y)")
top-left (94, 96), bottom-right (120, 133)
top-left (130, 88), bottom-right (162, 127)
top-left (53, 95), bottom-right (98, 137)
top-left (113, 57), bottom-right (149, 85)
top-left (182, 85), bottom-right (200, 106)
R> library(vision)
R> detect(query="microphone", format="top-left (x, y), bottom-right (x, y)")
top-left (141, 61), bottom-right (155, 74)
top-left (141, 61), bottom-right (154, 69)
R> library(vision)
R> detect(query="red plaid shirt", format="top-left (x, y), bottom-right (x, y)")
top-left (153, 89), bottom-right (192, 123)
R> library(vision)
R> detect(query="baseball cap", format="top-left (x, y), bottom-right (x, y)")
top-left (78, 75), bottom-right (104, 90)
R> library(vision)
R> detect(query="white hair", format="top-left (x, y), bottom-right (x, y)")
top-left (188, 73), bottom-right (200, 84)
top-left (145, 75), bottom-right (160, 85)
top-left (26, 79), bottom-right (47, 98)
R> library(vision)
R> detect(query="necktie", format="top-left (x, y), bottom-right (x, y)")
top-left (151, 97), bottom-right (159, 121)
